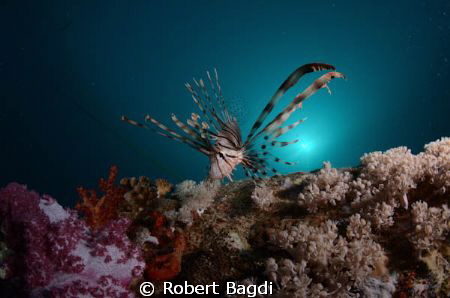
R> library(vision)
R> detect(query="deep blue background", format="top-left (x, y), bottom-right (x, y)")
top-left (1, 0), bottom-right (449, 206)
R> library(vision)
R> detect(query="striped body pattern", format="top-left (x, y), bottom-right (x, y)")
top-left (122, 63), bottom-right (345, 181)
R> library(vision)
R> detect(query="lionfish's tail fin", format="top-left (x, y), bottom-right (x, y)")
top-left (121, 115), bottom-right (211, 155)
top-left (245, 63), bottom-right (336, 143)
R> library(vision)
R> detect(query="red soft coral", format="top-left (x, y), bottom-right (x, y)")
top-left (76, 165), bottom-right (126, 230)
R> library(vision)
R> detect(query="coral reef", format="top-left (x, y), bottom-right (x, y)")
top-left (0, 183), bottom-right (144, 297)
top-left (172, 138), bottom-right (449, 297)
top-left (0, 137), bottom-right (448, 297)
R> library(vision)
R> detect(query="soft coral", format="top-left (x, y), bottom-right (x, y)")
top-left (76, 165), bottom-right (126, 230)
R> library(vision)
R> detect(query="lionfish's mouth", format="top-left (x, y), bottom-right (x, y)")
top-left (122, 63), bottom-right (345, 181)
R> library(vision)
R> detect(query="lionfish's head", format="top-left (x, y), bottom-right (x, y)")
top-left (208, 117), bottom-right (245, 181)
top-left (208, 148), bottom-right (245, 181)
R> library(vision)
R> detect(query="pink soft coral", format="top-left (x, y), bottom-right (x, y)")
top-left (0, 183), bottom-right (144, 297)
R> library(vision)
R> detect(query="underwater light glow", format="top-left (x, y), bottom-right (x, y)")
top-left (300, 141), bottom-right (312, 151)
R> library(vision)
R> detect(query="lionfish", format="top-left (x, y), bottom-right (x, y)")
top-left (121, 63), bottom-right (345, 181)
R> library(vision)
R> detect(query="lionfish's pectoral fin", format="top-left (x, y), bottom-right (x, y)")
top-left (254, 71), bottom-right (345, 140)
top-left (121, 115), bottom-right (211, 155)
top-left (245, 63), bottom-right (336, 144)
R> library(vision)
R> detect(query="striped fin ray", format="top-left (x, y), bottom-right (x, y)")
top-left (121, 115), bottom-right (150, 129)
top-left (263, 118), bottom-right (307, 141)
top-left (121, 115), bottom-right (211, 155)
top-left (243, 151), bottom-right (280, 177)
top-left (261, 139), bottom-right (300, 149)
top-left (170, 113), bottom-right (206, 143)
top-left (185, 82), bottom-right (220, 131)
top-left (144, 114), bottom-right (211, 154)
top-left (193, 77), bottom-right (226, 128)
top-left (187, 118), bottom-right (216, 141)
top-left (261, 150), bottom-right (297, 166)
top-left (245, 63), bottom-right (336, 143)
top-left (250, 71), bottom-right (345, 143)
top-left (213, 68), bottom-right (227, 117)
top-left (206, 70), bottom-right (228, 119)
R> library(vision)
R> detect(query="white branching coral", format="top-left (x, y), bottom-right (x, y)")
top-left (173, 180), bottom-right (198, 198)
top-left (268, 220), bottom-right (388, 296)
top-left (265, 258), bottom-right (320, 297)
top-left (410, 201), bottom-right (450, 252)
top-left (174, 180), bottom-right (220, 224)
top-left (421, 137), bottom-right (450, 193)
top-left (358, 146), bottom-right (423, 209)
top-left (298, 162), bottom-right (352, 212)
top-left (251, 182), bottom-right (277, 210)
top-left (346, 213), bottom-right (372, 240)
top-left (367, 201), bottom-right (397, 230)
top-left (348, 177), bottom-right (382, 206)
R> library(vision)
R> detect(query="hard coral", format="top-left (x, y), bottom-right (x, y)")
top-left (0, 182), bottom-right (144, 297)
top-left (76, 165), bottom-right (126, 230)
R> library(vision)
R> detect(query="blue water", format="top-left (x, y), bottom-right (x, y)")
top-left (1, 0), bottom-right (449, 206)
